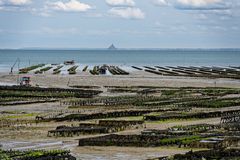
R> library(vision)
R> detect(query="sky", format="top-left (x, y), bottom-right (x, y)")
top-left (0, 0), bottom-right (240, 49)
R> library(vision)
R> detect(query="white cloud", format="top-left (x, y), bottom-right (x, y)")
top-left (28, 8), bottom-right (52, 17)
top-left (175, 0), bottom-right (230, 10)
top-left (8, 0), bottom-right (31, 5)
top-left (152, 0), bottom-right (169, 6)
top-left (177, 0), bottom-right (222, 7)
top-left (106, 0), bottom-right (135, 7)
top-left (150, 0), bottom-right (237, 21)
top-left (0, 0), bottom-right (31, 12)
top-left (109, 7), bottom-right (145, 19)
top-left (0, 0), bottom-right (31, 6)
top-left (152, 0), bottom-right (231, 10)
top-left (46, 0), bottom-right (91, 12)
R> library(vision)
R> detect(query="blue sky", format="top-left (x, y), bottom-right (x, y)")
top-left (0, 0), bottom-right (239, 48)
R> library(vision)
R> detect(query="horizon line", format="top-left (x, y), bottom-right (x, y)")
top-left (1, 47), bottom-right (240, 50)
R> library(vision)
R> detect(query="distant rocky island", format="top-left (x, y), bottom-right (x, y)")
top-left (108, 44), bottom-right (117, 50)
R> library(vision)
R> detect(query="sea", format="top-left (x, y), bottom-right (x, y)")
top-left (0, 49), bottom-right (240, 72)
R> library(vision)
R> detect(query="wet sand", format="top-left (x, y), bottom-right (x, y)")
top-left (0, 71), bottom-right (240, 88)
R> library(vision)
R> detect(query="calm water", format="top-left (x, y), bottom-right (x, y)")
top-left (0, 49), bottom-right (240, 72)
